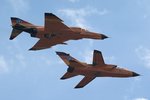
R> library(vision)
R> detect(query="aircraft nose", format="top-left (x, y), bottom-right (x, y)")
top-left (101, 34), bottom-right (109, 39)
top-left (132, 72), bottom-right (140, 77)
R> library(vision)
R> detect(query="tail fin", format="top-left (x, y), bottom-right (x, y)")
top-left (11, 17), bottom-right (34, 26)
top-left (10, 17), bottom-right (34, 40)
top-left (56, 51), bottom-right (86, 68)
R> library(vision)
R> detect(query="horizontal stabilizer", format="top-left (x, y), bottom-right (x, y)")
top-left (11, 17), bottom-right (34, 26)
top-left (10, 28), bottom-right (22, 40)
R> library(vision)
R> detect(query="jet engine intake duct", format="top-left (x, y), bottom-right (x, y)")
top-left (67, 67), bottom-right (74, 73)
top-left (29, 28), bottom-right (37, 37)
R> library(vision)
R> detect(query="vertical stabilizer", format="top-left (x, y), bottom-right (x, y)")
top-left (10, 17), bottom-right (34, 40)
top-left (11, 17), bottom-right (34, 26)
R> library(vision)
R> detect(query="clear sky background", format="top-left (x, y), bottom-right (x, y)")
top-left (0, 0), bottom-right (150, 100)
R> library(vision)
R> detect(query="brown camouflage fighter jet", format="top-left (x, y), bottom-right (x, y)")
top-left (56, 50), bottom-right (140, 88)
top-left (10, 13), bottom-right (108, 50)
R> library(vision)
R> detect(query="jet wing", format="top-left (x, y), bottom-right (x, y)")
top-left (93, 50), bottom-right (105, 66)
top-left (29, 38), bottom-right (66, 50)
top-left (60, 72), bottom-right (77, 80)
top-left (75, 76), bottom-right (96, 88)
top-left (45, 13), bottom-right (72, 33)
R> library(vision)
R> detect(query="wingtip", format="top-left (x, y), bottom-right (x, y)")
top-left (94, 50), bottom-right (101, 54)
top-left (60, 77), bottom-right (67, 80)
top-left (74, 86), bottom-right (83, 89)
top-left (11, 17), bottom-right (19, 20)
top-left (56, 51), bottom-right (69, 56)
top-left (45, 12), bottom-right (63, 22)
top-left (29, 48), bottom-right (37, 51)
top-left (9, 36), bottom-right (14, 40)
top-left (45, 13), bottom-right (54, 16)
top-left (56, 51), bottom-right (64, 55)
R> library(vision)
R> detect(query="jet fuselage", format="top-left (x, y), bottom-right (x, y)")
top-left (10, 13), bottom-right (108, 50)
top-left (68, 63), bottom-right (137, 78)
top-left (56, 49), bottom-right (139, 88)
top-left (14, 25), bottom-right (107, 40)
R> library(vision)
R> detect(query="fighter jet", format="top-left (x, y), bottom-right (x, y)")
top-left (10, 13), bottom-right (108, 51)
top-left (56, 50), bottom-right (140, 88)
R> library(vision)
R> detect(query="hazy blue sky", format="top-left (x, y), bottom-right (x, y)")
top-left (0, 0), bottom-right (150, 100)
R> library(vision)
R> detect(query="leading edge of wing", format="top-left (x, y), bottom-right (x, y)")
top-left (60, 72), bottom-right (77, 80)
top-left (45, 13), bottom-right (63, 22)
top-left (29, 38), bottom-right (57, 50)
top-left (29, 39), bottom-right (49, 50)
top-left (75, 76), bottom-right (96, 88)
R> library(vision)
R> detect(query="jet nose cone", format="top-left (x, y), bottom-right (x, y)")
top-left (132, 72), bottom-right (140, 77)
top-left (101, 34), bottom-right (109, 39)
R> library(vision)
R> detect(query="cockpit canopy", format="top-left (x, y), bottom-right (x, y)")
top-left (82, 28), bottom-right (89, 32)
top-left (70, 27), bottom-right (89, 32)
